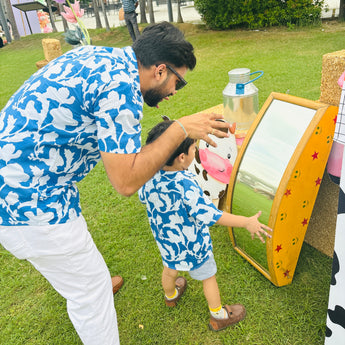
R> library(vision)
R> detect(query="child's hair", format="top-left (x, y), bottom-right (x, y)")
top-left (146, 120), bottom-right (195, 166)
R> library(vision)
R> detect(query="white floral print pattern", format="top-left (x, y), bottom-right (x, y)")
top-left (0, 45), bottom-right (143, 226)
top-left (139, 170), bottom-right (223, 271)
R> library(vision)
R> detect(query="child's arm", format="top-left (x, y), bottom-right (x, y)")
top-left (216, 211), bottom-right (272, 243)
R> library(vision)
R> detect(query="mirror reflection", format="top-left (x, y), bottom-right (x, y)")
top-left (231, 99), bottom-right (317, 270)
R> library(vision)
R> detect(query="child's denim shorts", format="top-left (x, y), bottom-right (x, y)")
top-left (189, 253), bottom-right (217, 281)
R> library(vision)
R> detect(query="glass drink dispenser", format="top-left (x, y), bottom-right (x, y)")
top-left (223, 68), bottom-right (263, 147)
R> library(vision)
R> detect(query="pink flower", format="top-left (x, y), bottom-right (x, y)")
top-left (43, 26), bottom-right (53, 33)
top-left (61, 1), bottom-right (84, 24)
top-left (54, 0), bottom-right (66, 3)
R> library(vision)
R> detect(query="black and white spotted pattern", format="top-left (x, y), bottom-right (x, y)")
top-left (325, 85), bottom-right (345, 344)
top-left (325, 167), bottom-right (345, 344)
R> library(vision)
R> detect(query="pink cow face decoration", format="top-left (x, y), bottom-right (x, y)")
top-left (189, 123), bottom-right (238, 202)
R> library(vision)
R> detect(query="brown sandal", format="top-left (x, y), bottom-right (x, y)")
top-left (164, 276), bottom-right (187, 307)
top-left (111, 275), bottom-right (124, 294)
top-left (209, 304), bottom-right (246, 331)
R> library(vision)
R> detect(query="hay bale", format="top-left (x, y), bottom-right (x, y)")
top-left (35, 59), bottom-right (48, 69)
top-left (42, 39), bottom-right (62, 62)
top-left (305, 171), bottom-right (338, 257)
top-left (320, 50), bottom-right (345, 106)
top-left (309, 50), bottom-right (343, 256)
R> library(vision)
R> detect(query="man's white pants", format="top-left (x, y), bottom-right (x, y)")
top-left (0, 215), bottom-right (119, 345)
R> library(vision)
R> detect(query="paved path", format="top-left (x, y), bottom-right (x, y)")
top-left (54, 0), bottom-right (337, 33)
top-left (55, 3), bottom-right (202, 32)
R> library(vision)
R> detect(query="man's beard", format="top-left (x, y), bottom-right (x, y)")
top-left (143, 87), bottom-right (167, 107)
top-left (143, 77), bottom-right (170, 107)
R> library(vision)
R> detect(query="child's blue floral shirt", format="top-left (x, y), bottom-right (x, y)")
top-left (139, 170), bottom-right (223, 271)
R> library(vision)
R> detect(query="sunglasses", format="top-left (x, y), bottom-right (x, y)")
top-left (166, 64), bottom-right (188, 91)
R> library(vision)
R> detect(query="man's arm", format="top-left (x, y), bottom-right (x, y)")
top-left (101, 112), bottom-right (231, 196)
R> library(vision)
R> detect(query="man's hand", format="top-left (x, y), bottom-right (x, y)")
top-left (101, 112), bottom-right (234, 196)
top-left (177, 112), bottom-right (232, 147)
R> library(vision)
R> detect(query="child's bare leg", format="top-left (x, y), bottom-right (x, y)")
top-left (203, 275), bottom-right (246, 330)
top-left (162, 266), bottom-right (187, 307)
top-left (162, 266), bottom-right (179, 297)
top-left (202, 275), bottom-right (221, 309)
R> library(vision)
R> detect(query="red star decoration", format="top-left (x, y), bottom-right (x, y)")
top-left (284, 189), bottom-right (291, 197)
top-left (333, 115), bottom-right (337, 125)
top-left (301, 218), bottom-right (308, 226)
top-left (284, 270), bottom-right (290, 278)
top-left (315, 177), bottom-right (322, 186)
top-left (275, 244), bottom-right (282, 253)
top-left (312, 151), bottom-right (319, 160)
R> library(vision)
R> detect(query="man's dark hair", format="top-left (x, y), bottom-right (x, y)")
top-left (132, 21), bottom-right (196, 70)
top-left (146, 120), bottom-right (195, 166)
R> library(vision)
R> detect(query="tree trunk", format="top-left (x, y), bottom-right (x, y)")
top-left (139, 0), bottom-right (147, 24)
top-left (59, 3), bottom-right (69, 32)
top-left (45, 0), bottom-right (58, 32)
top-left (92, 0), bottom-right (102, 28)
top-left (147, 0), bottom-right (154, 23)
top-left (100, 0), bottom-right (110, 31)
top-left (176, 0), bottom-right (183, 23)
top-left (339, 0), bottom-right (345, 21)
top-left (0, 0), bottom-right (11, 42)
top-left (167, 0), bottom-right (173, 22)
top-left (4, 0), bottom-right (20, 40)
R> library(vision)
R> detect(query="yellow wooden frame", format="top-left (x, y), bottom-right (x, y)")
top-left (225, 92), bottom-right (337, 286)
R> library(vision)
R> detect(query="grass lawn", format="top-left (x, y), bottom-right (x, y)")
top-left (1, 19), bottom-right (344, 344)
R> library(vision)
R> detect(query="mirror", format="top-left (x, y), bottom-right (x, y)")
top-left (226, 92), bottom-right (337, 286)
top-left (232, 99), bottom-right (316, 270)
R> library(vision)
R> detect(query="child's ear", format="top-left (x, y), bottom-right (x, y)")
top-left (178, 152), bottom-right (185, 162)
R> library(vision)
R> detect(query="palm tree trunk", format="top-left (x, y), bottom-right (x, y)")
top-left (100, 0), bottom-right (110, 31)
top-left (4, 0), bottom-right (20, 40)
top-left (340, 0), bottom-right (345, 21)
top-left (45, 0), bottom-right (57, 32)
top-left (59, 3), bottom-right (69, 32)
top-left (147, 0), bottom-right (154, 23)
top-left (166, 0), bottom-right (173, 22)
top-left (139, 0), bottom-right (147, 24)
top-left (0, 0), bottom-right (11, 42)
top-left (176, 0), bottom-right (183, 23)
top-left (92, 0), bottom-right (103, 28)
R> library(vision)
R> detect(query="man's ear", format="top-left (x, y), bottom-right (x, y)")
top-left (155, 64), bottom-right (166, 80)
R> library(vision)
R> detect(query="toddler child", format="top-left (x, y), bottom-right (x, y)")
top-left (138, 120), bottom-right (272, 331)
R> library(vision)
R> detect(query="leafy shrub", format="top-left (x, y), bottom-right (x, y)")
top-left (194, 0), bottom-right (324, 29)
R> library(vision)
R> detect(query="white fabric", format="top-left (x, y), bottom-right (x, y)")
top-left (334, 85), bottom-right (345, 145)
top-left (0, 216), bottom-right (119, 345)
top-left (325, 215), bottom-right (345, 344)
top-left (325, 147), bottom-right (345, 345)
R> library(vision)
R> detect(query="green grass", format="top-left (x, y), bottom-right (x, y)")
top-left (232, 182), bottom-right (272, 269)
top-left (1, 20), bottom-right (344, 344)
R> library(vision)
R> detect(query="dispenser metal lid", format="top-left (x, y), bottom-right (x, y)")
top-left (228, 68), bottom-right (251, 84)
top-left (224, 69), bottom-right (263, 96)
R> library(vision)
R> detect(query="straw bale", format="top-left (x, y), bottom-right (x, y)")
top-left (35, 59), bottom-right (48, 69)
top-left (320, 50), bottom-right (345, 106)
top-left (305, 171), bottom-right (338, 257)
top-left (42, 39), bottom-right (62, 62)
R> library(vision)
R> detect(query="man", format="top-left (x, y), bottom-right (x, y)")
top-left (0, 22), bottom-right (230, 345)
top-left (121, 0), bottom-right (140, 42)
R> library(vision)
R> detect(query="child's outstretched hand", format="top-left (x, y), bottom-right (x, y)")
top-left (245, 211), bottom-right (273, 243)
